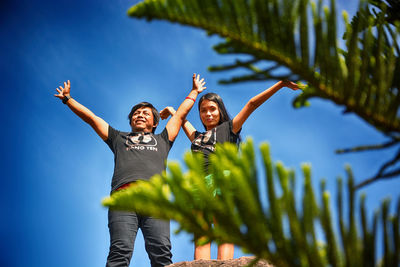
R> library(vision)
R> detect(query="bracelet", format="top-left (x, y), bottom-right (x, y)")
top-left (62, 95), bottom-right (71, 104)
top-left (185, 96), bottom-right (195, 102)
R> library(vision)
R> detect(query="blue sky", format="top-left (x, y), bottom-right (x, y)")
top-left (2, 0), bottom-right (399, 266)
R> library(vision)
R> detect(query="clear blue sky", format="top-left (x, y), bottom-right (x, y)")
top-left (2, 0), bottom-right (399, 266)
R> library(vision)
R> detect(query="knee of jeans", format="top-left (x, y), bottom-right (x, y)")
top-left (110, 236), bottom-right (135, 253)
top-left (146, 245), bottom-right (172, 267)
top-left (108, 244), bottom-right (133, 265)
top-left (107, 239), bottom-right (134, 266)
top-left (145, 238), bottom-right (171, 259)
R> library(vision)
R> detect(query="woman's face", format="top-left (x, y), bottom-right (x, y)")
top-left (199, 99), bottom-right (220, 130)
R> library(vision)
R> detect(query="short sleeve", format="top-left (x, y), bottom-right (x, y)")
top-left (228, 120), bottom-right (241, 135)
top-left (160, 128), bottom-right (174, 150)
top-left (227, 120), bottom-right (241, 145)
top-left (104, 125), bottom-right (119, 152)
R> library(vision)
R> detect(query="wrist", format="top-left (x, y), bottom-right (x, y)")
top-left (272, 81), bottom-right (284, 91)
top-left (189, 90), bottom-right (199, 98)
top-left (185, 96), bottom-right (196, 102)
top-left (62, 95), bottom-right (71, 104)
top-left (190, 89), bottom-right (199, 95)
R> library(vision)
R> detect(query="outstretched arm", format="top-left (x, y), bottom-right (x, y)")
top-left (232, 80), bottom-right (300, 133)
top-left (54, 80), bottom-right (109, 140)
top-left (165, 73), bottom-right (206, 142)
top-left (160, 106), bottom-right (197, 142)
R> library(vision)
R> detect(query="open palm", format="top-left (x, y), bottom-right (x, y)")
top-left (192, 73), bottom-right (206, 93)
top-left (54, 80), bottom-right (71, 99)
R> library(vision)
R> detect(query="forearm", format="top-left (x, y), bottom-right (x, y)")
top-left (248, 81), bottom-right (284, 110)
top-left (54, 80), bottom-right (108, 140)
top-left (164, 106), bottom-right (196, 141)
top-left (166, 73), bottom-right (205, 141)
top-left (66, 97), bottom-right (98, 125)
top-left (232, 81), bottom-right (284, 133)
top-left (64, 97), bottom-right (109, 140)
top-left (174, 90), bottom-right (199, 121)
top-left (166, 90), bottom-right (199, 141)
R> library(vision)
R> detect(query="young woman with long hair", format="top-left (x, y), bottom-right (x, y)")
top-left (161, 79), bottom-right (300, 260)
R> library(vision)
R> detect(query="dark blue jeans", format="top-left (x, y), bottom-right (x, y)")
top-left (106, 210), bottom-right (172, 267)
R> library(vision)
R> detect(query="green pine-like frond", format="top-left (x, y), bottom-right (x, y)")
top-left (103, 140), bottom-right (400, 266)
top-left (128, 0), bottom-right (400, 135)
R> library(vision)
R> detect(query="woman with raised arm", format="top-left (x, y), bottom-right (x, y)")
top-left (160, 80), bottom-right (300, 261)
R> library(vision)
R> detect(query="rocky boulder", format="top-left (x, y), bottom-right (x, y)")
top-left (167, 256), bottom-right (273, 267)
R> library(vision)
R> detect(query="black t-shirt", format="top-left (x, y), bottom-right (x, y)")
top-left (105, 126), bottom-right (173, 192)
top-left (191, 120), bottom-right (240, 172)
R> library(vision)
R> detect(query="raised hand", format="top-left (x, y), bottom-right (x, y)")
top-left (160, 106), bottom-right (176, 120)
top-left (192, 73), bottom-right (206, 93)
top-left (281, 80), bottom-right (301, 90)
top-left (54, 80), bottom-right (71, 99)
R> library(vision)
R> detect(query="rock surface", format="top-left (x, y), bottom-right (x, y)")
top-left (167, 256), bottom-right (273, 267)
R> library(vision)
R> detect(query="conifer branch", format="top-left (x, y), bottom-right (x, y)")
top-left (103, 140), bottom-right (400, 266)
top-left (355, 148), bottom-right (400, 188)
top-left (127, 0), bottom-right (400, 135)
top-left (335, 138), bottom-right (400, 154)
top-left (126, 0), bottom-right (400, 185)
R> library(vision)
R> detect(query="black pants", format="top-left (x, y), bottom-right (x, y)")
top-left (106, 210), bottom-right (172, 267)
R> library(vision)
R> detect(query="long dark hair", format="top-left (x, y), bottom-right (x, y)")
top-left (198, 93), bottom-right (231, 130)
top-left (128, 102), bottom-right (160, 133)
